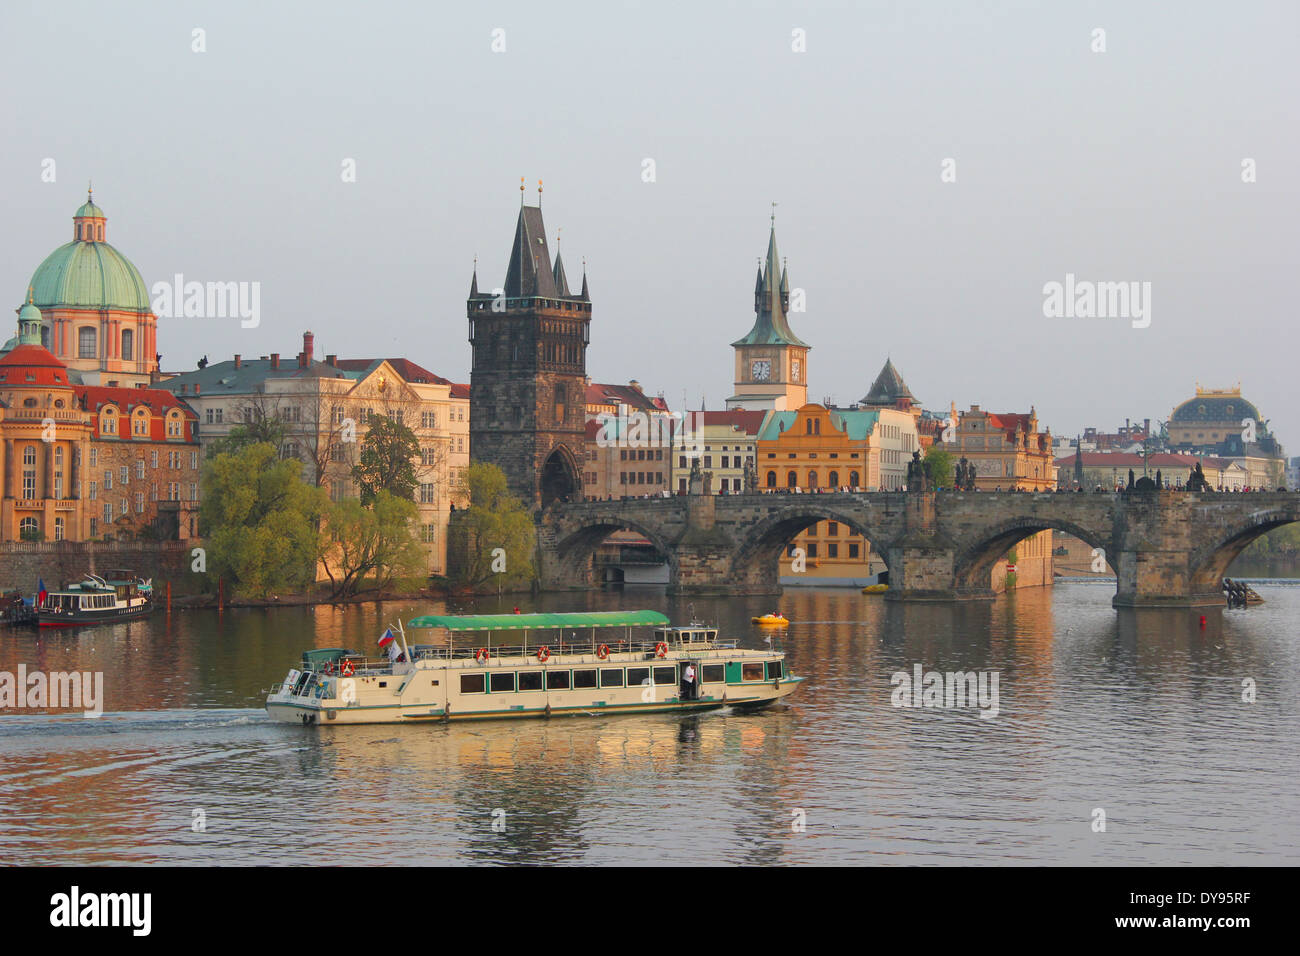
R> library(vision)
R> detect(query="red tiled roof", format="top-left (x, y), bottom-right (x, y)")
top-left (0, 344), bottom-right (65, 369)
top-left (450, 383), bottom-right (470, 399)
top-left (688, 409), bottom-right (768, 435)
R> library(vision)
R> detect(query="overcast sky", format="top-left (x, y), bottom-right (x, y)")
top-left (3, 0), bottom-right (1296, 444)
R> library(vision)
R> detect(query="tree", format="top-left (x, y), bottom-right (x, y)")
top-left (207, 411), bottom-right (288, 459)
top-left (352, 414), bottom-right (419, 505)
top-left (447, 461), bottom-right (536, 589)
top-left (320, 491), bottom-right (425, 598)
top-left (923, 445), bottom-right (954, 489)
top-left (200, 443), bottom-right (325, 597)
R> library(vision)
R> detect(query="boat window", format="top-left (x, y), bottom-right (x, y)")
top-left (742, 662), bottom-right (765, 681)
top-left (490, 672), bottom-right (515, 693)
top-left (572, 669), bottom-right (597, 689)
top-left (460, 674), bottom-right (486, 694)
top-left (546, 670), bottom-right (570, 690)
top-left (703, 630), bottom-right (716, 642)
top-left (599, 669), bottom-right (624, 688)
top-left (653, 666), bottom-right (677, 685)
top-left (517, 671), bottom-right (543, 691)
top-left (767, 661), bottom-right (784, 680)
top-left (627, 667), bottom-right (650, 688)
top-left (702, 664), bottom-right (724, 683)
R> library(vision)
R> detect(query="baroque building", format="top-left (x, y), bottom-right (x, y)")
top-left (468, 195), bottom-right (590, 507)
top-left (5, 189), bottom-right (160, 387)
top-left (0, 300), bottom-right (198, 543)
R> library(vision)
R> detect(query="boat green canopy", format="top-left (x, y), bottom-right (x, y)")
top-left (407, 610), bottom-right (670, 631)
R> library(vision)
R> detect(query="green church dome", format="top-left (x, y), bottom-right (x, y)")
top-left (75, 199), bottom-right (105, 219)
top-left (30, 240), bottom-right (152, 313)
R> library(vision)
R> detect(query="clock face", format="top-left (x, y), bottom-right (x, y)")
top-left (751, 360), bottom-right (771, 382)
top-left (791, 359), bottom-right (801, 382)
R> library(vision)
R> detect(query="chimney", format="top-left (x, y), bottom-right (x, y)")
top-left (270, 353), bottom-right (280, 370)
top-left (326, 354), bottom-right (337, 367)
top-left (234, 354), bottom-right (241, 369)
top-left (303, 330), bottom-right (315, 364)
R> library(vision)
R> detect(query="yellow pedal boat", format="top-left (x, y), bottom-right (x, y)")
top-left (752, 613), bottom-right (790, 626)
top-left (861, 584), bottom-right (888, 594)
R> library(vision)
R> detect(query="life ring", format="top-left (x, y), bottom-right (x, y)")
top-left (537, 646), bottom-right (550, 663)
top-left (340, 659), bottom-right (356, 677)
top-left (323, 661), bottom-right (335, 675)
top-left (596, 644), bottom-right (610, 660)
top-left (655, 642), bottom-right (668, 659)
top-left (475, 648), bottom-right (489, 663)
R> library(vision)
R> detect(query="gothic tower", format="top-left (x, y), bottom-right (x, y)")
top-left (726, 217), bottom-right (809, 411)
top-left (468, 192), bottom-right (590, 507)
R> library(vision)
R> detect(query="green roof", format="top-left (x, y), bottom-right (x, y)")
top-left (758, 408), bottom-right (880, 441)
top-left (408, 610), bottom-right (670, 631)
top-left (30, 240), bottom-right (152, 313)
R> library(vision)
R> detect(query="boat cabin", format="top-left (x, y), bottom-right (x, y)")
top-left (653, 626), bottom-right (718, 648)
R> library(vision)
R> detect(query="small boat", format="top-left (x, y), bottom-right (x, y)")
top-left (861, 584), bottom-right (888, 594)
top-left (751, 613), bottom-right (789, 626)
top-left (37, 571), bottom-right (155, 628)
top-left (266, 610), bottom-right (802, 726)
top-left (1, 590), bottom-right (37, 627)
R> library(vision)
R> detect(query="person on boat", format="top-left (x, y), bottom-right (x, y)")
top-left (681, 662), bottom-right (697, 701)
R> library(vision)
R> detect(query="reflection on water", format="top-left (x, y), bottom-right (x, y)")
top-left (1, 583), bottom-right (1297, 864)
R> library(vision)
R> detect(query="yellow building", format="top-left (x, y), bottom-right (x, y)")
top-left (671, 410), bottom-right (767, 495)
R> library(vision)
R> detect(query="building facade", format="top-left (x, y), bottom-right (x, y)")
top-left (1, 307), bottom-right (198, 544)
top-left (671, 410), bottom-right (767, 495)
top-left (946, 405), bottom-right (1056, 491)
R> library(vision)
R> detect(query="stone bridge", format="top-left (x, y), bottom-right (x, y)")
top-left (536, 490), bottom-right (1300, 608)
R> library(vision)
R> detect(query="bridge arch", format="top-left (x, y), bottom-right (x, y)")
top-left (729, 502), bottom-right (892, 592)
top-left (952, 515), bottom-right (1113, 594)
top-left (1188, 507), bottom-right (1299, 594)
top-left (551, 516), bottom-right (679, 586)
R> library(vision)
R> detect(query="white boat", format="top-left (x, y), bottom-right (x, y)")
top-left (265, 610), bottom-right (803, 726)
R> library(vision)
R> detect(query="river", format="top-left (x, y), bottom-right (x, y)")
top-left (1, 582), bottom-right (1297, 865)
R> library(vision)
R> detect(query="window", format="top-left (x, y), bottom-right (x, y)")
top-left (419, 483), bottom-right (436, 504)
top-left (121, 466), bottom-right (129, 486)
top-left (489, 672), bottom-right (515, 693)
top-left (104, 469), bottom-right (112, 490)
top-left (78, 326), bottom-right (97, 358)
top-left (517, 671), bottom-right (543, 691)
top-left (827, 522), bottom-right (838, 536)
top-left (90, 448), bottom-right (97, 468)
top-left (546, 670), bottom-right (571, 690)
top-left (121, 329), bottom-right (133, 360)
top-left (89, 481), bottom-right (98, 500)
top-left (849, 543), bottom-right (860, 558)
top-left (627, 667), bottom-right (650, 688)
top-left (828, 543), bottom-right (839, 558)
top-left (330, 480), bottom-right (347, 502)
top-left (136, 459), bottom-right (146, 480)
top-left (190, 483), bottom-right (198, 501)
top-left (135, 493), bottom-right (144, 513)
top-left (103, 503), bottom-right (112, 525)
top-left (19, 516), bottom-right (39, 539)
top-left (169, 482), bottom-right (180, 501)
top-left (742, 662), bottom-right (765, 681)
top-left (421, 523), bottom-right (437, 542)
top-left (702, 664), bottom-right (725, 684)
top-left (460, 674), bottom-right (485, 694)
top-left (767, 661), bottom-right (784, 680)
top-left (572, 669), bottom-right (598, 689)
top-left (599, 669), bottom-right (624, 688)
top-left (54, 517), bottom-right (65, 541)
top-left (653, 666), bottom-right (677, 685)
top-left (787, 471), bottom-right (797, 488)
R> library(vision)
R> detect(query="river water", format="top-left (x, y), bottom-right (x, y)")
top-left (1, 582), bottom-right (1297, 865)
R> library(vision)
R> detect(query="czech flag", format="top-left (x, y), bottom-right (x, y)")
top-left (37, 578), bottom-right (48, 607)
top-left (378, 628), bottom-right (396, 649)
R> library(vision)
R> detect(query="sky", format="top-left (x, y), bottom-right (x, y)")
top-left (2, 0), bottom-right (1296, 444)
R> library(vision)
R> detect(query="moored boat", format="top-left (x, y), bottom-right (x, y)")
top-left (37, 571), bottom-right (154, 628)
top-left (266, 610), bottom-right (802, 726)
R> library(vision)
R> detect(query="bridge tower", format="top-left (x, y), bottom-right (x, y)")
top-left (467, 188), bottom-right (590, 507)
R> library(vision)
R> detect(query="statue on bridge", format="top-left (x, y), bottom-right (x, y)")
top-left (956, 456), bottom-right (976, 491)
top-left (744, 456), bottom-right (758, 494)
top-left (906, 450), bottom-right (929, 492)
top-left (1186, 461), bottom-right (1211, 492)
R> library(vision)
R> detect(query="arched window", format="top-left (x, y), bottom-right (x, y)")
top-left (828, 470), bottom-right (839, 488)
top-left (787, 471), bottom-right (798, 489)
top-left (766, 471), bottom-right (777, 488)
top-left (79, 326), bottom-right (97, 359)
top-left (849, 471), bottom-right (860, 488)
top-left (807, 470), bottom-right (819, 489)
top-left (19, 516), bottom-right (39, 540)
top-left (121, 328), bottom-right (134, 361)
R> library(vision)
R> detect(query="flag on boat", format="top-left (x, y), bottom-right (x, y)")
top-left (37, 578), bottom-right (48, 606)
top-left (378, 627), bottom-right (396, 648)
top-left (386, 640), bottom-right (404, 664)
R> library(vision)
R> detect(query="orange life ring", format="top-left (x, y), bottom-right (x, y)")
top-left (340, 659), bottom-right (356, 677)
top-left (323, 661), bottom-right (335, 675)
top-left (537, 646), bottom-right (550, 663)
top-left (655, 642), bottom-right (668, 659)
top-left (475, 647), bottom-right (489, 663)
top-left (596, 644), bottom-right (610, 660)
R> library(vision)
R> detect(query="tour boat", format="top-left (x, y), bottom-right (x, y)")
top-left (265, 610), bottom-right (802, 726)
top-left (751, 613), bottom-right (789, 626)
top-left (37, 571), bottom-right (154, 628)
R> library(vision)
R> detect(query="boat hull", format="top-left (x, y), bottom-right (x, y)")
top-left (38, 603), bottom-right (155, 628)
